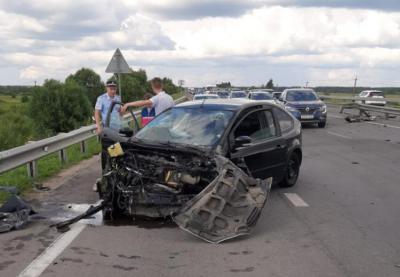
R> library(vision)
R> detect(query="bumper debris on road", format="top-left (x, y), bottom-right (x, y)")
top-left (0, 188), bottom-right (35, 233)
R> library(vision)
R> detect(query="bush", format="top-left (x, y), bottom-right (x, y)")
top-left (21, 95), bottom-right (29, 103)
top-left (29, 79), bottom-right (92, 136)
top-left (66, 68), bottom-right (104, 106)
top-left (0, 111), bottom-right (33, 151)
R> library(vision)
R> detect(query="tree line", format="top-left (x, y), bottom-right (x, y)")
top-left (0, 68), bottom-right (181, 151)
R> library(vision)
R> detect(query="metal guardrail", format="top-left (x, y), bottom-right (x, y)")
top-left (318, 95), bottom-right (400, 119)
top-left (0, 96), bottom-right (187, 177)
top-left (339, 102), bottom-right (400, 118)
top-left (320, 95), bottom-right (400, 104)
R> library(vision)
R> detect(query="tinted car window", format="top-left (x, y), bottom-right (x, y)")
top-left (264, 110), bottom-right (277, 137)
top-left (234, 110), bottom-right (276, 141)
top-left (218, 91), bottom-right (230, 98)
top-left (369, 91), bottom-right (384, 97)
top-left (250, 93), bottom-right (273, 100)
top-left (231, 91), bottom-right (247, 98)
top-left (286, 90), bottom-right (317, 101)
top-left (274, 108), bottom-right (294, 133)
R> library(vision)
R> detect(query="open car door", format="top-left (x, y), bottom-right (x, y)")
top-left (173, 156), bottom-right (272, 243)
top-left (101, 101), bottom-right (140, 144)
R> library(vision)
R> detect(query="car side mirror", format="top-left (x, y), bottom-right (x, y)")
top-left (234, 136), bottom-right (252, 148)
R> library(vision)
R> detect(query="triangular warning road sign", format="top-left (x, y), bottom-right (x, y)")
top-left (105, 48), bottom-right (131, 73)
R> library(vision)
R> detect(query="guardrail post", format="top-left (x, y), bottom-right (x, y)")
top-left (80, 140), bottom-right (87, 153)
top-left (59, 148), bottom-right (68, 163)
top-left (27, 161), bottom-right (37, 178)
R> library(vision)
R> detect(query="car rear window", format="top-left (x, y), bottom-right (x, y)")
top-left (369, 91), bottom-right (384, 97)
top-left (251, 93), bottom-right (273, 100)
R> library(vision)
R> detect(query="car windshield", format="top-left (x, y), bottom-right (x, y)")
top-left (231, 92), bottom-right (247, 98)
top-left (286, 90), bottom-right (317, 101)
top-left (251, 93), bottom-right (273, 100)
top-left (135, 108), bottom-right (234, 146)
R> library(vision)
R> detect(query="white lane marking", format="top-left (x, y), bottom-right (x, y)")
top-left (366, 122), bottom-right (400, 130)
top-left (327, 131), bottom-right (352, 139)
top-left (17, 223), bottom-right (86, 277)
top-left (284, 193), bottom-right (309, 207)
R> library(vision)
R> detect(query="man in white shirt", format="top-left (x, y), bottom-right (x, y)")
top-left (121, 77), bottom-right (174, 115)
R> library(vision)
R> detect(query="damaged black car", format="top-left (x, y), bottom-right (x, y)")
top-left (97, 99), bottom-right (302, 243)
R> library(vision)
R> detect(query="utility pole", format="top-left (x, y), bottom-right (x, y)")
top-left (353, 75), bottom-right (358, 97)
top-left (305, 81), bottom-right (309, 88)
top-left (34, 81), bottom-right (37, 87)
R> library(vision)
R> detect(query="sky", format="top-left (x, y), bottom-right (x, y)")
top-left (1, 0), bottom-right (400, 87)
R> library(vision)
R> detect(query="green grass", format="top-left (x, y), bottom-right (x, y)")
top-left (0, 136), bottom-right (101, 203)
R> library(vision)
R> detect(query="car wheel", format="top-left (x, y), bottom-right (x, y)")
top-left (279, 152), bottom-right (301, 188)
top-left (318, 121), bottom-right (326, 128)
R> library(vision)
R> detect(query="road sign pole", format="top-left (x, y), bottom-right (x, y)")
top-left (118, 73), bottom-right (122, 101)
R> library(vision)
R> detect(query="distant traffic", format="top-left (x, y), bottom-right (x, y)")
top-left (187, 86), bottom-right (328, 128)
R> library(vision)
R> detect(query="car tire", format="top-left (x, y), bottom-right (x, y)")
top-left (279, 152), bottom-right (301, 188)
top-left (318, 121), bottom-right (326, 128)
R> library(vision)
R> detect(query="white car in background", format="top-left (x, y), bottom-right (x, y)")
top-left (193, 94), bottom-right (220, 101)
top-left (356, 90), bottom-right (386, 106)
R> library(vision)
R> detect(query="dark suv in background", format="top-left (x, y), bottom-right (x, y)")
top-left (280, 88), bottom-right (327, 128)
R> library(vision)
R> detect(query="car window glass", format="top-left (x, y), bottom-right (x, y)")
top-left (286, 90), bottom-right (317, 101)
top-left (107, 103), bottom-right (137, 132)
top-left (274, 108), bottom-right (293, 133)
top-left (234, 110), bottom-right (276, 141)
top-left (135, 108), bottom-right (234, 146)
top-left (264, 110), bottom-right (277, 137)
top-left (370, 91), bottom-right (384, 97)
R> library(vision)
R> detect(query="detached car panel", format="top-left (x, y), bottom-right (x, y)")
top-left (174, 156), bottom-right (271, 243)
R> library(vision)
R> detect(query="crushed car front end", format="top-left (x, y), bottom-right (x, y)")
top-left (99, 141), bottom-right (271, 243)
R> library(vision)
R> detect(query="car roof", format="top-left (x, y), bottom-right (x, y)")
top-left (194, 94), bottom-right (218, 97)
top-left (176, 98), bottom-right (277, 111)
top-left (284, 88), bottom-right (315, 92)
top-left (249, 91), bottom-right (271, 94)
top-left (361, 90), bottom-right (383, 93)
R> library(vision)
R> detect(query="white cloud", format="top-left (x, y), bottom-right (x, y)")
top-left (0, 1), bottom-right (400, 86)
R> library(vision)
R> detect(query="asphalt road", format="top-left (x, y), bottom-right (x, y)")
top-left (1, 106), bottom-right (400, 277)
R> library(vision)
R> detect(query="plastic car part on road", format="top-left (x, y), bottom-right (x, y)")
top-left (0, 194), bottom-right (35, 233)
top-left (173, 156), bottom-right (272, 243)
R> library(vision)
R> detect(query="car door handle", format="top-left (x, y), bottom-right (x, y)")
top-left (276, 144), bottom-right (285, 149)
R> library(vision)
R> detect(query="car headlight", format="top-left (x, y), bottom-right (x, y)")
top-left (320, 105), bottom-right (327, 113)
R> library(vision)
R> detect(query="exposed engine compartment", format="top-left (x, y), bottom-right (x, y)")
top-left (100, 144), bottom-right (219, 218)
